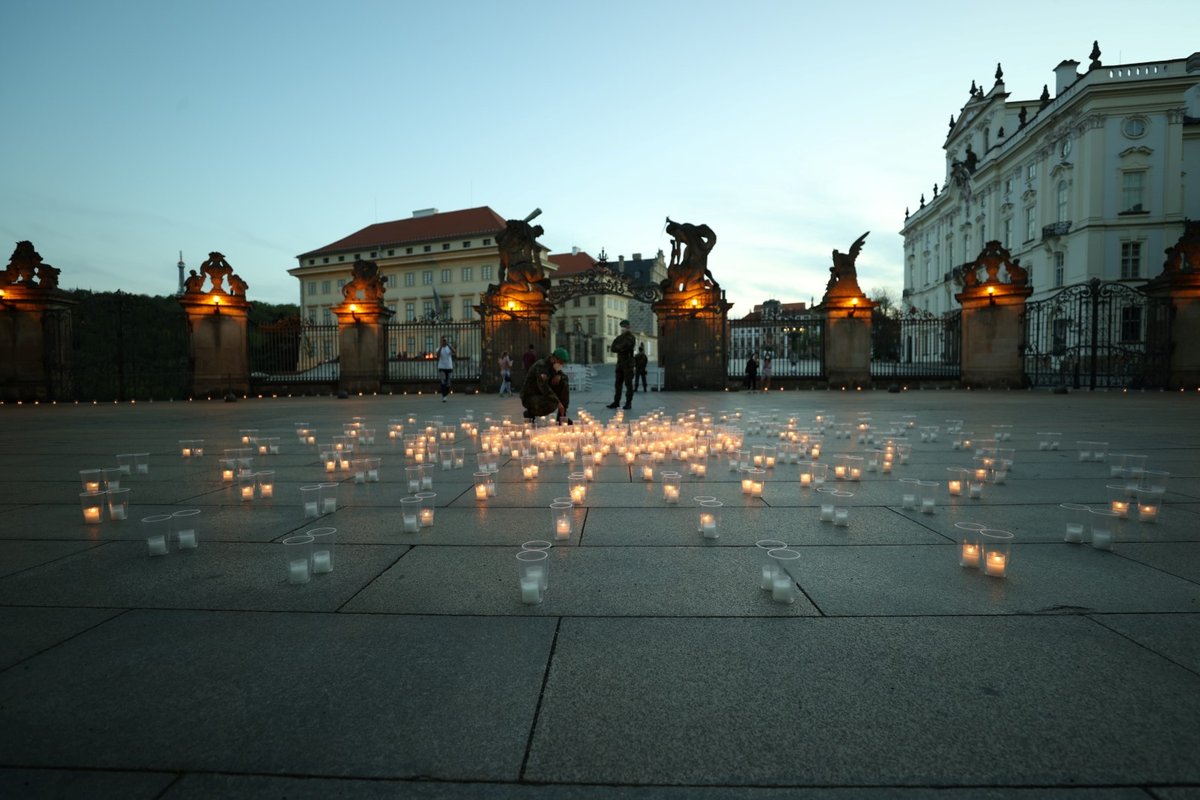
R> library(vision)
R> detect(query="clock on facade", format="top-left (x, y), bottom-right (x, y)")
top-left (1059, 138), bottom-right (1072, 158)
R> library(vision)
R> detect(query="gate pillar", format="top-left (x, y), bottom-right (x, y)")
top-left (1145, 220), bottom-right (1200, 389)
top-left (955, 241), bottom-right (1033, 388)
top-left (652, 285), bottom-right (731, 390)
top-left (823, 297), bottom-right (875, 387)
top-left (0, 242), bottom-right (76, 401)
top-left (476, 295), bottom-right (555, 393)
top-left (331, 259), bottom-right (392, 395)
top-left (179, 251), bottom-right (251, 397)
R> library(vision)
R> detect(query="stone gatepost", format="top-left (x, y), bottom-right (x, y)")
top-left (954, 241), bottom-right (1033, 388)
top-left (476, 295), bottom-right (554, 393)
top-left (1, 242), bottom-right (76, 401)
top-left (179, 252), bottom-right (251, 397)
top-left (330, 259), bottom-right (393, 395)
top-left (822, 297), bottom-right (875, 388)
top-left (1145, 220), bottom-right (1200, 389)
top-left (653, 286), bottom-right (732, 390)
top-left (820, 232), bottom-right (875, 388)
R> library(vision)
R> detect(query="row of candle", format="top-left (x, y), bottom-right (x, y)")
top-left (282, 527), bottom-right (337, 584)
top-left (957, 524), bottom-right (1011, 577)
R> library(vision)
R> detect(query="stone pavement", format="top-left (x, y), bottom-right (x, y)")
top-left (0, 378), bottom-right (1198, 799)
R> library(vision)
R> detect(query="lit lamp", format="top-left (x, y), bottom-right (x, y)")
top-left (987, 286), bottom-right (996, 306)
top-left (211, 295), bottom-right (221, 314)
top-left (848, 298), bottom-right (859, 317)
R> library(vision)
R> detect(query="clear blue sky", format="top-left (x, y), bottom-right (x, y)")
top-left (3, 0), bottom-right (1196, 313)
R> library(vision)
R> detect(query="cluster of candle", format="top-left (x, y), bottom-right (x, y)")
top-left (958, 525), bottom-right (1011, 578)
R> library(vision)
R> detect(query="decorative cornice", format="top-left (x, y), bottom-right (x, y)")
top-left (1118, 145), bottom-right (1154, 158)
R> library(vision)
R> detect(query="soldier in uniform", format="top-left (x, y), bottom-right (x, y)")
top-left (607, 320), bottom-right (636, 410)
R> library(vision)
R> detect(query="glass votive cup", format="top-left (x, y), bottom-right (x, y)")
top-left (1135, 488), bottom-right (1162, 523)
top-left (131, 452), bottom-right (149, 475)
top-left (172, 509), bottom-right (201, 550)
top-left (400, 496), bottom-right (421, 533)
top-left (1106, 484), bottom-right (1132, 519)
top-left (238, 471), bottom-right (257, 502)
top-left (980, 529), bottom-right (1013, 577)
top-left (638, 453), bottom-right (655, 482)
top-left (256, 470), bottom-right (275, 499)
top-left (102, 467), bottom-right (123, 491)
top-left (1090, 508), bottom-right (1118, 551)
top-left (966, 473), bottom-right (985, 500)
top-left (319, 482), bottom-right (339, 515)
top-left (817, 487), bottom-right (837, 522)
top-left (828, 490), bottom-right (853, 527)
top-left (364, 457), bottom-right (380, 483)
top-left (352, 458), bottom-right (368, 484)
top-left (141, 514), bottom-right (172, 557)
top-left (1060, 503), bottom-right (1091, 543)
top-left (797, 461), bottom-right (816, 489)
top-left (283, 534), bottom-right (314, 584)
top-left (1141, 469), bottom-right (1170, 494)
top-left (105, 487), bottom-right (131, 521)
top-left (832, 455), bottom-right (849, 481)
top-left (300, 485), bottom-right (322, 518)
top-left (767, 548), bottom-right (801, 604)
top-left (522, 540), bottom-right (551, 551)
top-left (406, 465), bottom-right (426, 493)
top-left (517, 549), bottom-right (548, 604)
top-left (917, 480), bottom-right (939, 514)
top-left (219, 458), bottom-right (237, 482)
top-left (80, 491), bottom-right (105, 524)
top-left (550, 501), bottom-right (574, 541)
top-left (955, 522), bottom-right (986, 568)
top-left (746, 467), bottom-right (766, 498)
top-left (946, 467), bottom-right (967, 497)
top-left (661, 471), bottom-right (682, 505)
top-left (845, 456), bottom-right (863, 482)
top-left (521, 455), bottom-right (538, 481)
top-left (308, 527), bottom-right (337, 573)
top-left (898, 478), bottom-right (919, 510)
top-left (472, 471), bottom-right (491, 501)
top-left (756, 539), bottom-right (788, 590)
top-left (80, 468), bottom-right (102, 493)
top-left (698, 500), bottom-right (722, 539)
top-left (896, 443), bottom-right (911, 464)
top-left (116, 453), bottom-right (134, 475)
top-left (416, 492), bottom-right (436, 527)
top-left (568, 473), bottom-right (587, 506)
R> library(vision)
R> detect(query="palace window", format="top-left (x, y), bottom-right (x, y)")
top-left (1054, 252), bottom-right (1065, 287)
top-left (1121, 171), bottom-right (1146, 213)
top-left (1120, 241), bottom-right (1142, 279)
top-left (422, 271), bottom-right (433, 285)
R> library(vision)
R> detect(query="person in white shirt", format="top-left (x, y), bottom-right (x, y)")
top-left (436, 337), bottom-right (456, 401)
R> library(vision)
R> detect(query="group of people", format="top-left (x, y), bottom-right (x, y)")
top-left (437, 320), bottom-right (652, 426)
top-left (743, 352), bottom-right (773, 392)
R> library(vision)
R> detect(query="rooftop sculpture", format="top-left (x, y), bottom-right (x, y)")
top-left (184, 251), bottom-right (248, 297)
top-left (824, 232), bottom-right (869, 297)
top-left (2, 241), bottom-right (60, 290)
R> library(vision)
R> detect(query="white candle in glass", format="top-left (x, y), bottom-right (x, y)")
top-left (83, 506), bottom-right (102, 523)
top-left (960, 542), bottom-right (980, 567)
top-left (984, 551), bottom-right (1007, 577)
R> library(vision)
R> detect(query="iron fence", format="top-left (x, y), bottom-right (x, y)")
top-left (249, 320), bottom-right (339, 383)
top-left (1024, 279), bottom-right (1171, 389)
top-left (728, 316), bottom-right (825, 380)
top-left (385, 320), bottom-right (482, 382)
top-left (871, 309), bottom-right (961, 379)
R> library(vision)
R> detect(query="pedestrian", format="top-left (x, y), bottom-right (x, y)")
top-left (498, 351), bottom-right (514, 397)
top-left (745, 353), bottom-right (759, 392)
top-left (607, 320), bottom-right (636, 410)
top-left (521, 347), bottom-right (573, 425)
top-left (522, 344), bottom-right (537, 371)
top-left (436, 337), bottom-right (456, 402)
top-left (761, 353), bottom-right (773, 392)
top-left (634, 344), bottom-right (649, 392)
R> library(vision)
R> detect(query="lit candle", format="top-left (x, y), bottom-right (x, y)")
top-left (699, 513), bottom-right (716, 536)
top-left (960, 542), bottom-right (980, 567)
top-left (1111, 500), bottom-right (1128, 518)
top-left (222, 469), bottom-right (234, 481)
top-left (241, 485), bottom-right (254, 501)
top-left (419, 508), bottom-right (434, 527)
top-left (475, 484), bottom-right (488, 500)
top-left (741, 478), bottom-right (753, 495)
top-left (984, 551), bottom-right (1007, 577)
top-left (584, 467), bottom-right (594, 481)
top-left (1138, 504), bottom-right (1158, 522)
top-left (882, 460), bottom-right (893, 473)
top-left (324, 460), bottom-right (336, 473)
top-left (750, 480), bottom-right (764, 498)
top-left (83, 506), bottom-right (102, 523)
top-left (556, 517), bottom-right (571, 538)
top-left (800, 473), bottom-right (812, 488)
top-left (834, 465), bottom-right (846, 479)
top-left (948, 480), bottom-right (962, 496)
top-left (642, 466), bottom-right (654, 481)
top-left (181, 447), bottom-right (192, 458)
top-left (570, 486), bottom-right (586, 505)
top-left (849, 468), bottom-right (861, 481)
top-left (663, 485), bottom-right (680, 504)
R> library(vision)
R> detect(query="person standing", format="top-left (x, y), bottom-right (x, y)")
top-left (607, 320), bottom-right (636, 410)
top-left (522, 344), bottom-right (537, 371)
top-left (745, 353), bottom-right (759, 392)
top-left (436, 337), bottom-right (456, 402)
top-left (761, 353), bottom-right (773, 392)
top-left (521, 347), bottom-right (573, 425)
top-left (498, 351), bottom-right (514, 397)
top-left (634, 344), bottom-right (649, 392)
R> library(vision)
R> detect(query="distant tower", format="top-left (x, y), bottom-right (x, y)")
top-left (176, 251), bottom-right (185, 295)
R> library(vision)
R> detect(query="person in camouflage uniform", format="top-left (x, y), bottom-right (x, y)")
top-left (521, 347), bottom-right (573, 424)
top-left (607, 320), bottom-right (636, 410)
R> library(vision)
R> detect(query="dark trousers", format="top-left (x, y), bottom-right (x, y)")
top-left (635, 371), bottom-right (648, 391)
top-left (439, 369), bottom-right (452, 397)
top-left (614, 367), bottom-right (633, 405)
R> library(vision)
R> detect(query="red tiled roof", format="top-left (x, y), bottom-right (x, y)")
top-left (547, 252), bottom-right (597, 277)
top-left (298, 207), bottom-right (508, 259)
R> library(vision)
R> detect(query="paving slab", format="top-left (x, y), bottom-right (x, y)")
top-left (1113, 542), bottom-right (1200, 584)
top-left (0, 607), bottom-right (124, 670)
top-left (1088, 613), bottom-right (1200, 675)
top-left (158, 773), bottom-right (1160, 799)
top-left (320, 505), bottom-right (590, 546)
top-left (0, 540), bottom-right (104, 577)
top-left (0, 768), bottom-right (176, 800)
top-left (525, 616), bottom-right (1200, 786)
top-left (342, 545), bottom-right (819, 617)
top-left (0, 541), bottom-right (407, 612)
top-left (784, 542), bottom-right (1200, 616)
top-left (0, 610), bottom-right (554, 781)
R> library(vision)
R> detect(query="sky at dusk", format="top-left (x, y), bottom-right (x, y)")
top-left (3, 0), bottom-right (1197, 314)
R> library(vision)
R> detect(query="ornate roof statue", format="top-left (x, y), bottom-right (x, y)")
top-left (196, 252), bottom-right (234, 294)
top-left (1160, 219), bottom-right (1198, 275)
top-left (662, 218), bottom-right (718, 294)
top-left (2, 241), bottom-right (60, 289)
top-left (960, 240), bottom-right (1027, 288)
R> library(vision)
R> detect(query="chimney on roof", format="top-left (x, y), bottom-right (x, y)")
top-left (632, 253), bottom-right (642, 261)
top-left (412, 208), bottom-right (438, 218)
top-left (619, 255), bottom-right (625, 270)
top-left (572, 246), bottom-right (580, 255)
top-left (1054, 59), bottom-right (1080, 96)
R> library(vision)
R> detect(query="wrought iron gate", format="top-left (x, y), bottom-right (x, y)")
top-left (871, 309), bottom-right (961, 380)
top-left (1023, 279), bottom-right (1171, 389)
